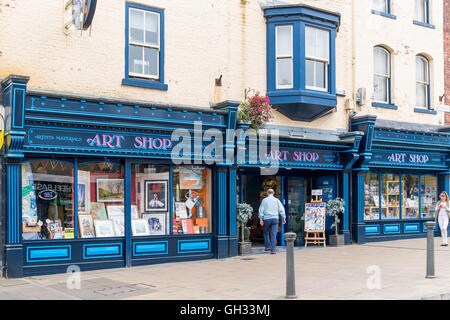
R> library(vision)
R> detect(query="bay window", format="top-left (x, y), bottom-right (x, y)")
top-left (305, 26), bottom-right (329, 91)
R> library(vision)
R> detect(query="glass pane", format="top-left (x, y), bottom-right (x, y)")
top-left (129, 45), bottom-right (143, 74)
top-left (306, 59), bottom-right (315, 87)
top-left (144, 47), bottom-right (158, 77)
top-left (373, 0), bottom-right (387, 12)
top-left (277, 58), bottom-right (292, 87)
top-left (415, 0), bottom-right (426, 22)
top-left (130, 9), bottom-right (144, 43)
top-left (172, 166), bottom-right (212, 234)
top-left (145, 12), bottom-right (159, 46)
top-left (416, 83), bottom-right (427, 108)
top-left (276, 26), bottom-right (292, 57)
top-left (132, 164), bottom-right (170, 236)
top-left (421, 175), bottom-right (437, 218)
top-left (306, 26), bottom-right (329, 60)
top-left (364, 173), bottom-right (380, 220)
top-left (374, 75), bottom-right (388, 102)
top-left (77, 161), bottom-right (124, 238)
top-left (381, 174), bottom-right (400, 219)
top-left (22, 161), bottom-right (74, 240)
top-left (402, 175), bottom-right (420, 219)
top-left (416, 57), bottom-right (427, 82)
top-left (374, 47), bottom-right (389, 76)
top-left (315, 61), bottom-right (326, 89)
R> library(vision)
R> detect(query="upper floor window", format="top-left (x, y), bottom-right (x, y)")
top-left (373, 0), bottom-right (389, 13)
top-left (305, 26), bottom-right (329, 91)
top-left (373, 47), bottom-right (391, 104)
top-left (276, 25), bottom-right (293, 89)
top-left (415, 0), bottom-right (429, 24)
top-left (122, 3), bottom-right (167, 91)
top-left (416, 55), bottom-right (430, 109)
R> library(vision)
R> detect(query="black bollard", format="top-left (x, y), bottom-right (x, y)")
top-left (284, 232), bottom-right (297, 298)
top-left (425, 221), bottom-right (436, 279)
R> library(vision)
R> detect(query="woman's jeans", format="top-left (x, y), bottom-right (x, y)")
top-left (263, 218), bottom-right (279, 252)
top-left (439, 213), bottom-right (449, 245)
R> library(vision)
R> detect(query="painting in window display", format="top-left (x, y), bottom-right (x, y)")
top-left (77, 161), bottom-right (124, 238)
top-left (21, 160), bottom-right (75, 240)
top-left (132, 164), bottom-right (170, 235)
top-left (381, 174), bottom-right (400, 219)
top-left (402, 175), bottom-right (419, 219)
top-left (421, 175), bottom-right (437, 218)
top-left (364, 173), bottom-right (380, 220)
top-left (172, 166), bottom-right (212, 234)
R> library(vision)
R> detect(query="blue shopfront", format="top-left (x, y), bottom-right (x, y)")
top-left (235, 124), bottom-right (363, 246)
top-left (351, 115), bottom-right (450, 243)
top-left (1, 75), bottom-right (239, 278)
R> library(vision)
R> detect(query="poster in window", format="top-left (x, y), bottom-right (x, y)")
top-left (142, 213), bottom-right (165, 235)
top-left (78, 214), bottom-right (95, 238)
top-left (144, 180), bottom-right (168, 212)
top-left (304, 203), bottom-right (326, 231)
top-left (77, 170), bottom-right (91, 213)
top-left (179, 168), bottom-right (205, 190)
top-left (22, 162), bottom-right (38, 224)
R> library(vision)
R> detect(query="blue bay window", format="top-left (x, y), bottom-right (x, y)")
top-left (264, 5), bottom-right (340, 121)
top-left (122, 3), bottom-right (168, 91)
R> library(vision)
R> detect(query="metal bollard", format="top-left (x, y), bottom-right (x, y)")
top-left (284, 232), bottom-right (297, 298)
top-left (425, 221), bottom-right (436, 279)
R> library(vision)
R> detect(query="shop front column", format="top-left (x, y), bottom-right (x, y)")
top-left (352, 172), bottom-right (366, 244)
top-left (228, 167), bottom-right (238, 257)
top-left (2, 75), bottom-right (30, 278)
top-left (215, 166), bottom-right (229, 258)
top-left (342, 171), bottom-right (351, 244)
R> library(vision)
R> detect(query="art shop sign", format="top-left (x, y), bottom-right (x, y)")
top-left (371, 151), bottom-right (446, 167)
top-left (265, 149), bottom-right (338, 165)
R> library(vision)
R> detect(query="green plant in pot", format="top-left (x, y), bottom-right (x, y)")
top-left (237, 202), bottom-right (253, 255)
top-left (288, 205), bottom-right (305, 246)
top-left (326, 197), bottom-right (345, 247)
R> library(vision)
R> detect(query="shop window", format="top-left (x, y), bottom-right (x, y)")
top-left (122, 3), bottom-right (167, 90)
top-left (402, 175), bottom-right (420, 219)
top-left (381, 174), bottom-right (400, 219)
top-left (131, 164), bottom-right (170, 236)
top-left (172, 166), bottom-right (212, 234)
top-left (364, 173), bottom-right (380, 220)
top-left (421, 175), bottom-right (437, 218)
top-left (77, 162), bottom-right (124, 238)
top-left (22, 160), bottom-right (74, 240)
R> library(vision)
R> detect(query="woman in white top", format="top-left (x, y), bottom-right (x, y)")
top-left (435, 191), bottom-right (450, 246)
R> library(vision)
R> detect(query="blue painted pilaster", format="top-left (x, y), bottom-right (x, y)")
top-left (124, 160), bottom-right (132, 267)
top-left (215, 166), bottom-right (229, 258)
top-left (2, 75), bottom-right (29, 278)
top-left (352, 172), bottom-right (366, 244)
top-left (342, 171), bottom-right (350, 244)
top-left (228, 166), bottom-right (238, 257)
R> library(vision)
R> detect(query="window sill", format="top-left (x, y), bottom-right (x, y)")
top-left (122, 78), bottom-right (168, 91)
top-left (371, 102), bottom-right (398, 110)
top-left (414, 108), bottom-right (437, 115)
top-left (371, 10), bottom-right (397, 20)
top-left (413, 20), bottom-right (435, 29)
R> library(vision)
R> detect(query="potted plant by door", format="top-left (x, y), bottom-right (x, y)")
top-left (326, 197), bottom-right (345, 247)
top-left (288, 211), bottom-right (305, 246)
top-left (237, 202), bottom-right (253, 255)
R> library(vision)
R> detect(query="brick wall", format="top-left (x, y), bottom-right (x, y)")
top-left (445, 0), bottom-right (450, 124)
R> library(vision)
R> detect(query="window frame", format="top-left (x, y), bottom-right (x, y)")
top-left (122, 3), bottom-right (168, 91)
top-left (414, 0), bottom-right (429, 24)
top-left (372, 0), bottom-right (389, 14)
top-left (305, 25), bottom-right (330, 92)
top-left (415, 55), bottom-right (430, 110)
top-left (373, 46), bottom-right (391, 105)
top-left (275, 24), bottom-right (294, 90)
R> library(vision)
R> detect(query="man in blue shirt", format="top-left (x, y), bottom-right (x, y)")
top-left (258, 189), bottom-right (286, 254)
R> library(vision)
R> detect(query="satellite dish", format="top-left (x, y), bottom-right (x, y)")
top-left (72, 0), bottom-right (97, 30)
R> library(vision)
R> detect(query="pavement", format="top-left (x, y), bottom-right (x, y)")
top-left (0, 237), bottom-right (450, 300)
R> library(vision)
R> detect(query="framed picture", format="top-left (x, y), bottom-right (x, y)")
top-left (107, 205), bottom-right (124, 220)
top-left (94, 220), bottom-right (115, 238)
top-left (77, 170), bottom-right (91, 213)
top-left (96, 178), bottom-right (124, 203)
top-left (131, 204), bottom-right (139, 220)
top-left (90, 202), bottom-right (108, 220)
top-left (78, 214), bottom-right (95, 238)
top-left (112, 218), bottom-right (124, 236)
top-left (131, 219), bottom-right (150, 236)
top-left (142, 213), bottom-right (165, 235)
top-left (179, 168), bottom-right (204, 190)
top-left (144, 180), bottom-right (168, 212)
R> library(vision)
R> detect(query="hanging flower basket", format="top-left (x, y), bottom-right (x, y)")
top-left (237, 93), bottom-right (274, 131)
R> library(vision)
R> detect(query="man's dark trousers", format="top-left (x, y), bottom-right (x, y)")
top-left (263, 218), bottom-right (279, 252)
